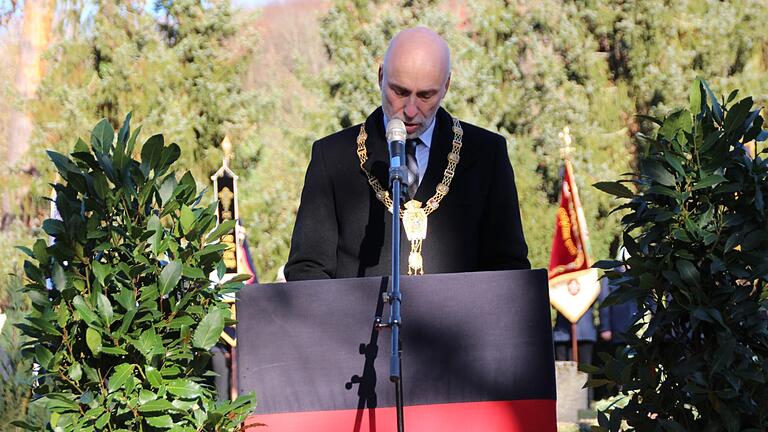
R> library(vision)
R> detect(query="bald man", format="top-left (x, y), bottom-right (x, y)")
top-left (285, 27), bottom-right (529, 281)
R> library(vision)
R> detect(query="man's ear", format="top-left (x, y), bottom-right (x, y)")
top-left (444, 72), bottom-right (452, 93)
top-left (378, 65), bottom-right (383, 88)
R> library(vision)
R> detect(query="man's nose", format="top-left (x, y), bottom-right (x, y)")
top-left (403, 97), bottom-right (418, 118)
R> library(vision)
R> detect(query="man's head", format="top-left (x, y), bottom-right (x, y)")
top-left (379, 27), bottom-right (451, 139)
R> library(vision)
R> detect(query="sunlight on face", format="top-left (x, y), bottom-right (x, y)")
top-left (379, 28), bottom-right (451, 139)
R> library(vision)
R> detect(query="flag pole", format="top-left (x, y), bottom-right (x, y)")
top-left (571, 323), bottom-right (579, 363)
top-left (559, 129), bottom-right (581, 363)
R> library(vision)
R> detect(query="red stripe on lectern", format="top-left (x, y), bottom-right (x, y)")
top-left (243, 400), bottom-right (556, 432)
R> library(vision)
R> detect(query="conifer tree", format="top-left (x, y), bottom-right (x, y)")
top-left (316, 0), bottom-right (768, 267)
top-left (30, 0), bottom-right (260, 185)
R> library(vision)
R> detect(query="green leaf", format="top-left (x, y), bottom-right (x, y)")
top-left (180, 205), bottom-right (196, 233)
top-left (702, 80), bottom-right (724, 124)
top-left (95, 411), bottom-right (111, 429)
top-left (91, 118), bottom-right (115, 152)
top-left (140, 134), bottom-right (165, 171)
top-left (117, 111), bottom-right (132, 146)
top-left (147, 214), bottom-right (163, 255)
top-left (16, 245), bottom-right (34, 258)
top-left (689, 78), bottom-right (703, 116)
top-left (224, 273), bottom-right (253, 283)
top-left (86, 328), bottom-right (102, 355)
top-left (166, 379), bottom-right (202, 399)
top-left (35, 345), bottom-right (54, 369)
top-left (692, 174), bottom-right (727, 191)
top-left (146, 366), bottom-right (163, 388)
top-left (137, 399), bottom-right (176, 413)
top-left (181, 264), bottom-right (206, 279)
top-left (73, 295), bottom-right (98, 325)
top-left (676, 259), bottom-right (700, 288)
top-left (42, 219), bottom-right (66, 237)
top-left (205, 219), bottom-right (237, 243)
top-left (23, 260), bottom-right (44, 285)
top-left (177, 171), bottom-right (197, 202)
top-left (92, 261), bottom-right (110, 286)
top-left (663, 152), bottom-right (685, 177)
top-left (159, 261), bottom-right (182, 296)
top-left (27, 316), bottom-right (62, 336)
top-left (171, 399), bottom-right (198, 411)
top-left (92, 172), bottom-right (111, 199)
top-left (107, 363), bottom-right (135, 393)
top-left (115, 287), bottom-right (137, 311)
top-left (96, 293), bottom-right (114, 326)
top-left (645, 185), bottom-right (682, 199)
top-left (156, 143), bottom-right (181, 174)
top-left (139, 389), bottom-right (158, 404)
top-left (672, 228), bottom-right (692, 242)
top-left (135, 328), bottom-right (163, 359)
top-left (68, 363), bottom-right (82, 381)
top-left (33, 238), bottom-right (50, 262)
top-left (593, 260), bottom-right (623, 270)
top-left (592, 181), bottom-right (634, 199)
top-left (145, 414), bottom-right (174, 428)
top-left (158, 175), bottom-right (177, 206)
top-left (139, 283), bottom-right (160, 303)
top-left (193, 307), bottom-right (227, 350)
top-left (658, 109), bottom-right (692, 139)
top-left (197, 242), bottom-right (231, 257)
top-left (641, 160), bottom-right (676, 187)
top-left (168, 315), bottom-right (196, 328)
top-left (100, 346), bottom-right (129, 355)
top-left (126, 124), bottom-right (142, 156)
top-left (45, 394), bottom-right (80, 412)
top-left (723, 97), bottom-right (752, 134)
top-left (635, 114), bottom-right (663, 126)
top-left (47, 151), bottom-right (81, 179)
top-left (117, 308), bottom-right (137, 337)
top-left (579, 363), bottom-right (601, 374)
top-left (11, 419), bottom-right (45, 430)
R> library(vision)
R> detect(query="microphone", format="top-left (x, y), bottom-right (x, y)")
top-left (386, 118), bottom-right (408, 189)
top-left (386, 118), bottom-right (407, 168)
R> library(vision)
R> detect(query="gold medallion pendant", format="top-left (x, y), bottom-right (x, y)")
top-left (402, 200), bottom-right (428, 275)
top-left (356, 116), bottom-right (464, 275)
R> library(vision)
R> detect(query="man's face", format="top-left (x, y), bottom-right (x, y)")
top-left (379, 56), bottom-right (450, 139)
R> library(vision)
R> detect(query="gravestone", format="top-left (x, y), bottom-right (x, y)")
top-left (555, 360), bottom-right (588, 423)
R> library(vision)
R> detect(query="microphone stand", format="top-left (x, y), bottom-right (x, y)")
top-left (376, 141), bottom-right (407, 432)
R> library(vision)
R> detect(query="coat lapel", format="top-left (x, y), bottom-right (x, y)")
top-left (414, 108), bottom-right (452, 203)
top-left (362, 107), bottom-right (470, 202)
top-left (361, 107), bottom-right (390, 187)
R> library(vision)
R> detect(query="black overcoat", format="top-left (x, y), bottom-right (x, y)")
top-left (285, 107), bottom-right (530, 281)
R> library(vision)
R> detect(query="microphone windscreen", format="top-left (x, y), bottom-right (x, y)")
top-left (386, 118), bottom-right (407, 143)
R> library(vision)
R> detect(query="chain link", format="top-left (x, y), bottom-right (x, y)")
top-left (356, 117), bottom-right (464, 217)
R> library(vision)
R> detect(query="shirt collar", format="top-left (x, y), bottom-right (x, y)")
top-left (383, 112), bottom-right (435, 149)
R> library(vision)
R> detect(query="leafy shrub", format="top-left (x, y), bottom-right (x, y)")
top-left (15, 115), bottom-right (255, 431)
top-left (588, 80), bottom-right (768, 431)
top-left (1, 273), bottom-right (48, 431)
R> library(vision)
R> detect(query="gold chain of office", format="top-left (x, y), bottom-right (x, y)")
top-left (356, 117), bottom-right (464, 275)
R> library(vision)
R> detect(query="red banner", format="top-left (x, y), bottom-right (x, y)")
top-left (548, 160), bottom-right (599, 324)
top-left (237, 237), bottom-right (258, 284)
top-left (549, 160), bottom-right (590, 278)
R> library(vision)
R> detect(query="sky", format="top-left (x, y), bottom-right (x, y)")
top-left (0, 0), bottom-right (281, 38)
top-left (233, 0), bottom-right (279, 6)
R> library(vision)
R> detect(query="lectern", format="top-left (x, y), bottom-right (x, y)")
top-left (237, 269), bottom-right (556, 431)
